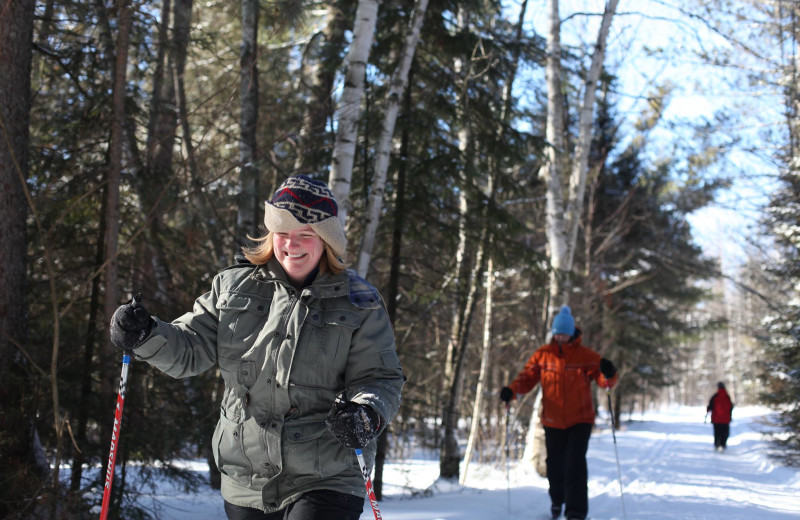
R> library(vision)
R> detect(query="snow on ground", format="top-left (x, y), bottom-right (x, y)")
top-left (116, 406), bottom-right (800, 519)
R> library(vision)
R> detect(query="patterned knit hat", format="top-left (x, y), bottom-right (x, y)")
top-left (551, 305), bottom-right (576, 336)
top-left (263, 175), bottom-right (347, 258)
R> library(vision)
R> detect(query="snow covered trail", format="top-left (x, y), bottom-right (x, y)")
top-left (373, 406), bottom-right (800, 520)
top-left (133, 406), bottom-right (800, 519)
top-left (583, 406), bottom-right (800, 519)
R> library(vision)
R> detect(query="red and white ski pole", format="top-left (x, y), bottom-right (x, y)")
top-left (354, 448), bottom-right (383, 520)
top-left (100, 295), bottom-right (141, 519)
top-left (99, 349), bottom-right (130, 519)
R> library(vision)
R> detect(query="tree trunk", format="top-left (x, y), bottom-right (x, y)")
top-left (295, 2), bottom-right (349, 174)
top-left (328, 0), bottom-right (380, 227)
top-left (564, 0), bottom-right (620, 270)
top-left (99, 0), bottom-right (133, 513)
top-left (440, 226), bottom-right (487, 480)
top-left (0, 0), bottom-right (36, 516)
top-left (237, 0), bottom-right (260, 247)
top-left (461, 256), bottom-right (494, 484)
top-left (533, 0), bottom-right (619, 477)
top-left (0, 0), bottom-right (33, 376)
top-left (373, 82), bottom-right (413, 500)
top-left (356, 0), bottom-right (429, 277)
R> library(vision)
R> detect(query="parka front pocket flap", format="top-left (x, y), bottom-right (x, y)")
top-left (216, 292), bottom-right (270, 315)
top-left (305, 309), bottom-right (363, 329)
top-left (284, 420), bottom-right (328, 443)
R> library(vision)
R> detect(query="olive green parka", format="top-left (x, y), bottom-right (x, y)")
top-left (133, 258), bottom-right (404, 513)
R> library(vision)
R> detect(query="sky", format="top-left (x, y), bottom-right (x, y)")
top-left (95, 405), bottom-right (800, 520)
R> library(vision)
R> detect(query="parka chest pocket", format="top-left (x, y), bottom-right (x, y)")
top-left (216, 292), bottom-right (271, 360)
top-left (300, 308), bottom-right (363, 367)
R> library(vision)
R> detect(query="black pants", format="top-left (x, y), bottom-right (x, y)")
top-left (544, 423), bottom-right (593, 520)
top-left (713, 423), bottom-right (730, 449)
top-left (224, 490), bottom-right (364, 520)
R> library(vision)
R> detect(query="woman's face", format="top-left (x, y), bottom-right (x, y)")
top-left (273, 225), bottom-right (325, 284)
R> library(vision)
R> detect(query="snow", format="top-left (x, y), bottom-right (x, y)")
top-left (107, 406), bottom-right (800, 519)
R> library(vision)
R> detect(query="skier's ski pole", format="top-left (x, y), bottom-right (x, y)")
top-left (504, 402), bottom-right (511, 515)
top-left (99, 350), bottom-right (131, 519)
top-left (355, 448), bottom-right (383, 520)
top-left (100, 295), bottom-right (140, 520)
top-left (606, 388), bottom-right (628, 520)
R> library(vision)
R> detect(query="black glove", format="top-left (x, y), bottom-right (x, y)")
top-left (500, 386), bottom-right (514, 403)
top-left (325, 400), bottom-right (381, 449)
top-left (110, 294), bottom-right (153, 351)
top-left (600, 358), bottom-right (617, 379)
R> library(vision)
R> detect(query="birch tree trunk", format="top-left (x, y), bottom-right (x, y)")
top-left (328, 0), bottom-right (379, 227)
top-left (237, 0), bottom-right (260, 247)
top-left (534, 0), bottom-right (619, 477)
top-left (564, 0), bottom-right (620, 270)
top-left (540, 0), bottom-right (569, 308)
top-left (439, 7), bottom-right (474, 482)
top-left (460, 256), bottom-right (494, 484)
top-left (356, 0), bottom-right (429, 277)
top-left (460, 0), bottom-right (528, 483)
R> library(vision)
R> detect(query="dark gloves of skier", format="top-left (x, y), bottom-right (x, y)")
top-left (600, 358), bottom-right (617, 379)
top-left (500, 386), bottom-right (514, 403)
top-left (110, 294), bottom-right (153, 351)
top-left (326, 400), bottom-right (381, 449)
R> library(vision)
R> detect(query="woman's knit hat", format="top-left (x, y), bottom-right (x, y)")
top-left (263, 175), bottom-right (347, 258)
top-left (551, 305), bottom-right (576, 336)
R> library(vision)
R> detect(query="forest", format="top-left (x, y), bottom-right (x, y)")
top-left (0, 0), bottom-right (799, 518)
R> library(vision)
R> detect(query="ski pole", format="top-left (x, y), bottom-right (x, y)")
top-left (606, 388), bottom-right (628, 520)
top-left (100, 294), bottom-right (140, 519)
top-left (354, 448), bottom-right (383, 520)
top-left (504, 402), bottom-right (511, 516)
top-left (99, 349), bottom-right (131, 519)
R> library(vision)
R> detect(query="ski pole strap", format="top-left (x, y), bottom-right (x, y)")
top-left (355, 449), bottom-right (383, 520)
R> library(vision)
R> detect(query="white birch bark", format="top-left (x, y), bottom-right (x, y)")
top-left (328, 0), bottom-right (380, 227)
top-left (540, 0), bottom-right (569, 306)
top-left (460, 257), bottom-right (494, 484)
top-left (565, 0), bottom-right (620, 270)
top-left (356, 0), bottom-right (429, 277)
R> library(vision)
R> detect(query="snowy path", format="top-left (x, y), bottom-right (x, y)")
top-left (375, 406), bottom-right (800, 520)
top-left (138, 406), bottom-right (800, 519)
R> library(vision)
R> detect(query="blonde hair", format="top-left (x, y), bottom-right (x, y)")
top-left (242, 231), bottom-right (346, 275)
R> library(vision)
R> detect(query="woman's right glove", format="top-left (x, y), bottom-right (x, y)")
top-left (500, 386), bottom-right (514, 403)
top-left (600, 358), bottom-right (617, 378)
top-left (110, 294), bottom-right (153, 350)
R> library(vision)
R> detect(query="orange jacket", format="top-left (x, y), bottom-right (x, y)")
top-left (508, 335), bottom-right (617, 429)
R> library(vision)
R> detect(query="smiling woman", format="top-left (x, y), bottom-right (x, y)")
top-left (108, 174), bottom-right (405, 520)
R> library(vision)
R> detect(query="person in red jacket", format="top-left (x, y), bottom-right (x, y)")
top-left (707, 382), bottom-right (734, 452)
top-left (500, 305), bottom-right (618, 520)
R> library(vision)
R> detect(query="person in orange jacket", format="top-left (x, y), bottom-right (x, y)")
top-left (500, 305), bottom-right (618, 520)
top-left (707, 382), bottom-right (734, 452)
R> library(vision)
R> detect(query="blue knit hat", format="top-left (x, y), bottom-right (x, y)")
top-left (551, 305), bottom-right (575, 336)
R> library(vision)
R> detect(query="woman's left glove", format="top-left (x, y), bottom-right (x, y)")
top-left (326, 400), bottom-right (381, 449)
